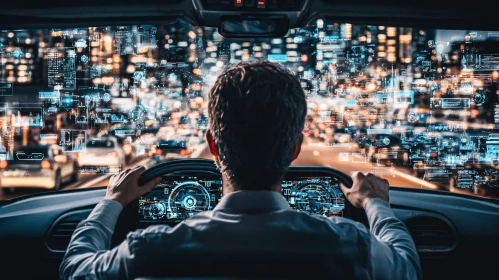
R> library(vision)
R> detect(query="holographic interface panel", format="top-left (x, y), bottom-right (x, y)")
top-left (282, 176), bottom-right (344, 217)
top-left (138, 175), bottom-right (344, 224)
top-left (138, 175), bottom-right (222, 223)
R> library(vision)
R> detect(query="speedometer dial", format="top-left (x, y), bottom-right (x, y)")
top-left (292, 183), bottom-right (331, 214)
top-left (168, 181), bottom-right (211, 219)
top-left (289, 181), bottom-right (344, 217)
top-left (141, 201), bottom-right (167, 220)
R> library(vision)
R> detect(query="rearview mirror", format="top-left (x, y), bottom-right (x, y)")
top-left (218, 16), bottom-right (289, 38)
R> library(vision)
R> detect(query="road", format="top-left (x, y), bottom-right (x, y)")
top-left (192, 139), bottom-right (435, 189)
top-left (191, 139), bottom-right (490, 197)
top-left (0, 140), bottom-right (491, 201)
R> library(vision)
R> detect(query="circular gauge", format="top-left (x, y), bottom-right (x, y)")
top-left (142, 201), bottom-right (167, 220)
top-left (80, 55), bottom-right (88, 64)
top-left (290, 182), bottom-right (341, 216)
top-left (407, 112), bottom-right (417, 123)
top-left (134, 71), bottom-right (145, 83)
top-left (102, 92), bottom-right (112, 102)
top-left (129, 106), bottom-right (146, 123)
top-left (473, 91), bottom-right (486, 105)
top-left (382, 137), bottom-right (391, 146)
top-left (168, 182), bottom-right (211, 219)
top-left (182, 196), bottom-right (198, 209)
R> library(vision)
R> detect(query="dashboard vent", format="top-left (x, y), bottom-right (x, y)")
top-left (46, 209), bottom-right (91, 252)
top-left (406, 215), bottom-right (456, 251)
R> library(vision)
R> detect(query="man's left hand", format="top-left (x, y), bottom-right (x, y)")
top-left (104, 165), bottom-right (160, 207)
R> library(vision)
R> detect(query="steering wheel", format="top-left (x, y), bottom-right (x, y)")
top-left (136, 158), bottom-right (368, 225)
top-left (114, 159), bottom-right (368, 247)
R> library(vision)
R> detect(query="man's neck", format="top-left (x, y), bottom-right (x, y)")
top-left (221, 172), bottom-right (282, 195)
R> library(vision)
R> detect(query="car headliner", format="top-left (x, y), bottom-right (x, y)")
top-left (0, 0), bottom-right (498, 31)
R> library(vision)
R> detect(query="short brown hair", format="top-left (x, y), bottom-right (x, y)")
top-left (208, 61), bottom-right (307, 190)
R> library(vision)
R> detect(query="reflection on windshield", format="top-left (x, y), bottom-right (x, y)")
top-left (0, 19), bottom-right (499, 201)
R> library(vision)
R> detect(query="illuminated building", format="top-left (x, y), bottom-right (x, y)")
top-left (375, 26), bottom-right (398, 63)
top-left (399, 27), bottom-right (413, 64)
top-left (0, 30), bottom-right (38, 84)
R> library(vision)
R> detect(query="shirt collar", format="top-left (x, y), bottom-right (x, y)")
top-left (214, 190), bottom-right (291, 213)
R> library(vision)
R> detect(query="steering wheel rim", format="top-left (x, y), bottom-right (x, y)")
top-left (139, 159), bottom-right (354, 187)
top-left (138, 158), bottom-right (219, 186)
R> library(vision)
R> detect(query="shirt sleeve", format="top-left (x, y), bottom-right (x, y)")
top-left (364, 198), bottom-right (422, 280)
top-left (59, 199), bottom-right (133, 280)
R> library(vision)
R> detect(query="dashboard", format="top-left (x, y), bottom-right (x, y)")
top-left (138, 175), bottom-right (345, 225)
top-left (0, 162), bottom-right (498, 280)
top-left (2, 178), bottom-right (498, 280)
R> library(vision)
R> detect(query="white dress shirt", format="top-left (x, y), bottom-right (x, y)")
top-left (60, 190), bottom-right (422, 280)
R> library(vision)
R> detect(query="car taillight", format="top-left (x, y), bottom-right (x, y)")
top-left (123, 144), bottom-right (132, 154)
top-left (0, 161), bottom-right (7, 169)
top-left (106, 151), bottom-right (117, 157)
top-left (156, 149), bottom-right (163, 155)
top-left (41, 160), bottom-right (51, 169)
top-left (180, 149), bottom-right (189, 156)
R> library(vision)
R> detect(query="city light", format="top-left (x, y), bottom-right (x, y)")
top-left (0, 17), bottom-right (498, 202)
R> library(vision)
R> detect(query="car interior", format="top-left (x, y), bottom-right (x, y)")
top-left (1, 0), bottom-right (499, 279)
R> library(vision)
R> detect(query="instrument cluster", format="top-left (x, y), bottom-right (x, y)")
top-left (138, 175), bottom-right (345, 224)
top-left (282, 176), bottom-right (345, 217)
top-left (138, 175), bottom-right (222, 223)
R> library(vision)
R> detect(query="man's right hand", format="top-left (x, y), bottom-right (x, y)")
top-left (340, 171), bottom-right (390, 208)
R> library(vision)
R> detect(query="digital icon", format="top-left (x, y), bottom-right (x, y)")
top-left (473, 91), bottom-right (486, 105)
top-left (102, 92), bottom-right (112, 102)
top-left (60, 129), bottom-right (87, 152)
top-left (80, 55), bottom-right (89, 64)
top-left (129, 105), bottom-right (146, 123)
top-left (133, 71), bottom-right (145, 83)
top-left (408, 112), bottom-right (417, 123)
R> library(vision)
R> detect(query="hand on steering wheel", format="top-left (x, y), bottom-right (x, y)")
top-left (105, 166), bottom-right (161, 207)
top-left (340, 171), bottom-right (390, 208)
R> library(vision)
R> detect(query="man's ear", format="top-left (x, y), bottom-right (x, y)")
top-left (206, 130), bottom-right (219, 157)
top-left (292, 133), bottom-right (303, 161)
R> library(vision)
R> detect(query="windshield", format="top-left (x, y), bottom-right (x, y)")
top-left (1, 18), bottom-right (499, 201)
